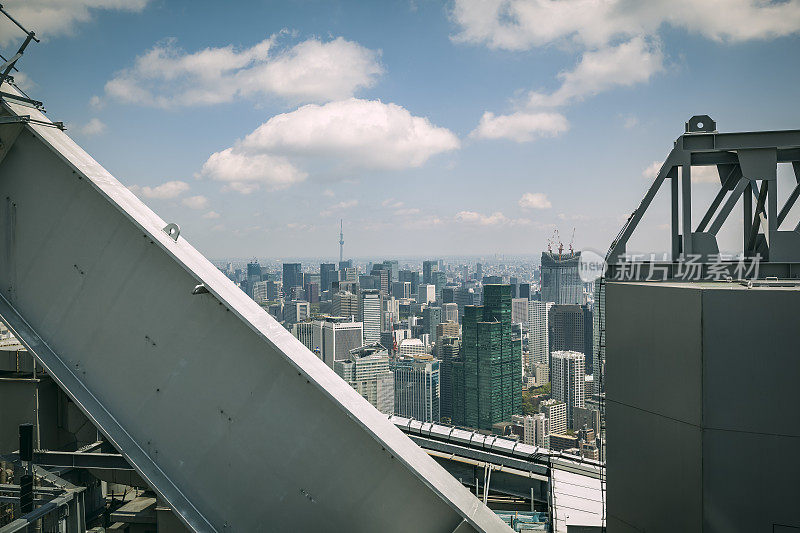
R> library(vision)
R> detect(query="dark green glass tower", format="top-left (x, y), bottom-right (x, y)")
top-left (453, 284), bottom-right (521, 430)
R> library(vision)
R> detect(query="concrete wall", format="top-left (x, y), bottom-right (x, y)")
top-left (606, 282), bottom-right (800, 533)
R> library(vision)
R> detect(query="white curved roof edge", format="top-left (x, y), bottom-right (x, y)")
top-left (0, 82), bottom-right (511, 532)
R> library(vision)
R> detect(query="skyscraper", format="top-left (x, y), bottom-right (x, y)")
top-left (418, 284), bottom-right (436, 304)
top-left (422, 260), bottom-right (439, 285)
top-left (320, 263), bottom-right (336, 292)
top-left (457, 285), bottom-right (521, 430)
top-left (551, 351), bottom-right (585, 429)
top-left (399, 269), bottom-right (420, 296)
top-left (529, 301), bottom-right (554, 367)
top-left (282, 263), bottom-right (301, 299)
top-left (442, 302), bottom-right (459, 323)
top-left (540, 399), bottom-right (567, 436)
top-left (438, 336), bottom-right (460, 422)
top-left (359, 289), bottom-right (382, 344)
top-left (332, 291), bottom-right (359, 320)
top-left (334, 343), bottom-right (394, 415)
top-left (540, 251), bottom-right (582, 304)
top-left (392, 281), bottom-right (411, 299)
top-left (392, 356), bottom-right (440, 422)
top-left (548, 304), bottom-right (586, 358)
top-left (422, 306), bottom-right (442, 338)
top-left (311, 316), bottom-right (363, 368)
top-left (511, 297), bottom-right (529, 325)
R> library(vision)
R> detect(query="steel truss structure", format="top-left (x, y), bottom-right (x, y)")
top-left (607, 115), bottom-right (800, 280)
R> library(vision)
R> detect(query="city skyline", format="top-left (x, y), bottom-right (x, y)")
top-left (2, 1), bottom-right (800, 257)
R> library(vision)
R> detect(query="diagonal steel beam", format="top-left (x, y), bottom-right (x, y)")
top-left (697, 165), bottom-right (741, 232)
top-left (747, 181), bottom-right (769, 252)
top-left (708, 177), bottom-right (749, 236)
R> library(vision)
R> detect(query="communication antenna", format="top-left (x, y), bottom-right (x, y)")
top-left (338, 219), bottom-right (344, 265)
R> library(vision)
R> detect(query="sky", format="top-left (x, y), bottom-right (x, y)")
top-left (2, 0), bottom-right (800, 260)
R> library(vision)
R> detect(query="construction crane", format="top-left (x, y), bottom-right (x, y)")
top-left (569, 227), bottom-right (575, 255)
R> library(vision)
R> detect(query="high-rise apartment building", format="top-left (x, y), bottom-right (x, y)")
top-left (311, 317), bottom-right (364, 368)
top-left (551, 351), bottom-right (585, 429)
top-left (334, 343), bottom-right (394, 415)
top-left (523, 413), bottom-right (548, 448)
top-left (540, 251), bottom-right (582, 304)
top-left (457, 285), bottom-right (522, 430)
top-left (359, 289), bottom-right (382, 344)
top-left (282, 263), bottom-right (302, 298)
top-left (392, 356), bottom-right (440, 422)
top-left (540, 399), bottom-right (567, 436)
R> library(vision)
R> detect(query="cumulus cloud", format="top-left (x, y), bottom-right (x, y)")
top-left (527, 36), bottom-right (664, 108)
top-left (456, 210), bottom-right (531, 227)
top-left (181, 195), bottom-right (209, 209)
top-left (240, 98), bottom-right (460, 169)
top-left (470, 111), bottom-right (568, 141)
top-left (0, 0), bottom-right (148, 46)
top-left (202, 210), bottom-right (220, 219)
top-left (450, 0), bottom-right (800, 51)
top-left (519, 192), bottom-right (552, 209)
top-left (199, 148), bottom-right (307, 194)
top-left (79, 118), bottom-right (106, 136)
top-left (457, 0), bottom-right (800, 139)
top-left (200, 99), bottom-right (459, 193)
top-left (139, 180), bottom-right (190, 199)
top-left (101, 35), bottom-right (382, 107)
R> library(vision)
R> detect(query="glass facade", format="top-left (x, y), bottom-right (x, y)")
top-left (454, 284), bottom-right (521, 430)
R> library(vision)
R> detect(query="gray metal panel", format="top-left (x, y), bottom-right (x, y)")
top-left (607, 281), bottom-right (800, 533)
top-left (0, 91), bottom-right (509, 532)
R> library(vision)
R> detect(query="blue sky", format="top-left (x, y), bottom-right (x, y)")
top-left (3, 0), bottom-right (800, 260)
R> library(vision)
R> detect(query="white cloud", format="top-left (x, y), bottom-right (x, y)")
top-left (320, 199), bottom-right (358, 217)
top-left (139, 180), bottom-right (189, 199)
top-left (519, 192), bottom-right (552, 209)
top-left (202, 98), bottom-right (459, 193)
top-left (456, 210), bottom-right (531, 227)
top-left (470, 111), bottom-right (568, 142)
top-left (202, 211), bottom-right (220, 219)
top-left (323, 189), bottom-right (335, 197)
top-left (642, 161), bottom-right (663, 180)
top-left (101, 35), bottom-right (382, 108)
top-left (79, 118), bottom-right (106, 136)
top-left (457, 1), bottom-right (800, 136)
top-left (527, 36), bottom-right (664, 108)
top-left (181, 195), bottom-right (209, 209)
top-left (450, 0), bottom-right (800, 51)
top-left (394, 207), bottom-right (421, 216)
top-left (382, 198), bottom-right (404, 208)
top-left (0, 1), bottom-right (148, 46)
top-left (241, 98), bottom-right (460, 169)
top-left (200, 148), bottom-right (307, 194)
top-left (641, 160), bottom-right (720, 183)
